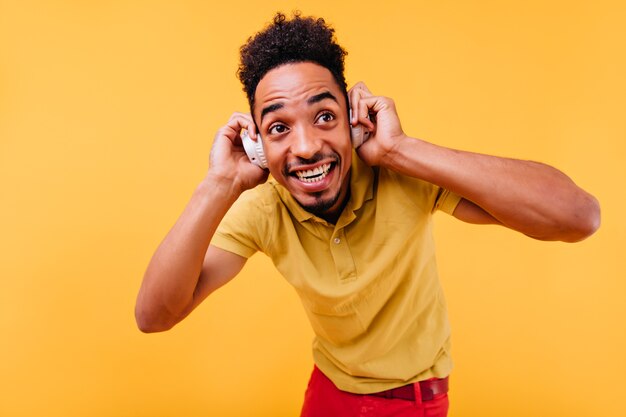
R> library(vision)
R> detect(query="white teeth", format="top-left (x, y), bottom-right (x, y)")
top-left (295, 163), bottom-right (331, 183)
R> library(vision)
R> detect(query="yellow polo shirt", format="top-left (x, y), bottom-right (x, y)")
top-left (211, 153), bottom-right (461, 394)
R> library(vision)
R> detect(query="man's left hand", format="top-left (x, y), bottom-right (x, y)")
top-left (348, 81), bottom-right (407, 167)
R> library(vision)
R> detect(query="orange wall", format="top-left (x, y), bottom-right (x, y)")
top-left (1, 1), bottom-right (624, 416)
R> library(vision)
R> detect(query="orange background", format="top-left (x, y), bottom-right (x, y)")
top-left (1, 1), bottom-right (624, 416)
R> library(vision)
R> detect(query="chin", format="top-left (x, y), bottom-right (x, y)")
top-left (297, 191), bottom-right (342, 216)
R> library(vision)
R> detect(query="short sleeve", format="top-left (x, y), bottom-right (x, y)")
top-left (379, 168), bottom-right (462, 216)
top-left (431, 188), bottom-right (462, 215)
top-left (210, 185), bottom-right (273, 258)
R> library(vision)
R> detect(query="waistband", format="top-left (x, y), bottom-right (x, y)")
top-left (369, 376), bottom-right (449, 402)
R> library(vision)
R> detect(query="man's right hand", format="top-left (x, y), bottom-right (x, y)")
top-left (208, 112), bottom-right (268, 193)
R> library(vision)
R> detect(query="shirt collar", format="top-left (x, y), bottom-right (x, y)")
top-left (275, 150), bottom-right (375, 225)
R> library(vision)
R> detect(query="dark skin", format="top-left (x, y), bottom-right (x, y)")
top-left (252, 63), bottom-right (354, 224)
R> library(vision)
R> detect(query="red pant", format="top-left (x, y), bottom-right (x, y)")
top-left (300, 367), bottom-right (449, 417)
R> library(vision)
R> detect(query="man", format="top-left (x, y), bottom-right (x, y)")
top-left (135, 12), bottom-right (600, 417)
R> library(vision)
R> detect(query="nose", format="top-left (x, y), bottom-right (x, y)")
top-left (290, 126), bottom-right (323, 160)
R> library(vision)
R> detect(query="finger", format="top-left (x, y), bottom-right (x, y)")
top-left (242, 113), bottom-right (258, 140)
top-left (348, 82), bottom-right (373, 124)
top-left (349, 81), bottom-right (372, 95)
top-left (225, 112), bottom-right (256, 142)
top-left (354, 81), bottom-right (372, 95)
top-left (357, 98), bottom-right (376, 130)
top-left (228, 112), bottom-right (254, 130)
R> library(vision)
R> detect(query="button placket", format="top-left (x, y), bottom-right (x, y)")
top-left (330, 229), bottom-right (357, 281)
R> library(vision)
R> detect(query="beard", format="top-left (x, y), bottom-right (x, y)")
top-left (297, 188), bottom-right (344, 217)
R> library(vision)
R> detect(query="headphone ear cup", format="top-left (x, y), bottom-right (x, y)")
top-left (351, 124), bottom-right (366, 148)
top-left (241, 131), bottom-right (268, 169)
top-left (349, 109), bottom-right (371, 148)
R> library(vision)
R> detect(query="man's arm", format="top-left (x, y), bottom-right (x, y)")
top-left (135, 113), bottom-right (267, 333)
top-left (349, 83), bottom-right (600, 242)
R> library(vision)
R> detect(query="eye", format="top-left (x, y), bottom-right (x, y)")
top-left (268, 123), bottom-right (289, 135)
top-left (316, 111), bottom-right (335, 124)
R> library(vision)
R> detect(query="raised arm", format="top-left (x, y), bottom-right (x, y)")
top-left (135, 113), bottom-right (268, 333)
top-left (349, 82), bottom-right (600, 242)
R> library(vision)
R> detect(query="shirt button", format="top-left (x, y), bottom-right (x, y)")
top-left (333, 237), bottom-right (341, 244)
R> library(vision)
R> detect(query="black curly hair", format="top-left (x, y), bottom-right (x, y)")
top-left (238, 12), bottom-right (349, 113)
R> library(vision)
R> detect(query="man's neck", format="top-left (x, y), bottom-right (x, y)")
top-left (317, 185), bottom-right (351, 225)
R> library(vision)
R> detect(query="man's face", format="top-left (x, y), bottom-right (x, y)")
top-left (253, 62), bottom-right (352, 221)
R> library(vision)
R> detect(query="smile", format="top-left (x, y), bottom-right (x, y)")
top-left (294, 163), bottom-right (332, 183)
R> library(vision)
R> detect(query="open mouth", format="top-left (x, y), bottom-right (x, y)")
top-left (292, 163), bottom-right (334, 183)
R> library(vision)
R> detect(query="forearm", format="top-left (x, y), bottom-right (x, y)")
top-left (383, 136), bottom-right (600, 241)
top-left (135, 173), bottom-right (241, 332)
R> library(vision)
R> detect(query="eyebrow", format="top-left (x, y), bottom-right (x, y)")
top-left (307, 91), bottom-right (338, 105)
top-left (259, 91), bottom-right (338, 123)
top-left (260, 102), bottom-right (284, 122)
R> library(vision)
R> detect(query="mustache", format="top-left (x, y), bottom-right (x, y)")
top-left (283, 153), bottom-right (340, 176)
